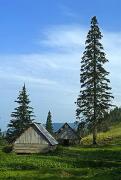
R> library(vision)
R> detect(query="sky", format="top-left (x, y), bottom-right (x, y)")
top-left (0, 0), bottom-right (121, 130)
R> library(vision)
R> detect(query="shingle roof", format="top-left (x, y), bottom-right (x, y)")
top-left (34, 122), bottom-right (58, 145)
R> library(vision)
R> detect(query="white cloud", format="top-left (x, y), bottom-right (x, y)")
top-left (39, 25), bottom-right (121, 105)
top-left (1, 26), bottom-right (121, 101)
top-left (40, 25), bottom-right (86, 50)
top-left (0, 70), bottom-right (57, 86)
top-left (1, 24), bottom-right (121, 130)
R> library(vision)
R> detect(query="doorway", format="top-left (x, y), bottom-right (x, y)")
top-left (63, 139), bottom-right (69, 146)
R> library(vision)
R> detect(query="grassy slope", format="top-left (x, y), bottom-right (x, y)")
top-left (1, 145), bottom-right (121, 179)
top-left (1, 124), bottom-right (121, 179)
top-left (82, 122), bottom-right (121, 145)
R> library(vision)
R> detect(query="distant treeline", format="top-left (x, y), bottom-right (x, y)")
top-left (100, 107), bottom-right (121, 130)
top-left (76, 107), bottom-right (121, 138)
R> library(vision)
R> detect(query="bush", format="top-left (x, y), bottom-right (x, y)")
top-left (0, 137), bottom-right (7, 146)
top-left (2, 145), bottom-right (13, 153)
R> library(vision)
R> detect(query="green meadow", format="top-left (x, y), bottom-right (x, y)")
top-left (1, 123), bottom-right (121, 179)
top-left (0, 145), bottom-right (121, 179)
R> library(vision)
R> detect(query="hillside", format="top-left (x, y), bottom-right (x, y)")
top-left (1, 123), bottom-right (121, 179)
top-left (82, 122), bottom-right (121, 145)
top-left (1, 144), bottom-right (121, 179)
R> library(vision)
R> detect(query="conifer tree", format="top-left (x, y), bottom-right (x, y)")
top-left (45, 111), bottom-right (53, 134)
top-left (76, 16), bottom-right (114, 144)
top-left (0, 129), bottom-right (2, 138)
top-left (6, 84), bottom-right (35, 143)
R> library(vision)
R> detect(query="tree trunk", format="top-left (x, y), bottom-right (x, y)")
top-left (93, 32), bottom-right (97, 145)
top-left (93, 125), bottom-right (97, 145)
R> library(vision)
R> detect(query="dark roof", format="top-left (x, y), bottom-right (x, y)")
top-left (34, 123), bottom-right (58, 145)
top-left (52, 123), bottom-right (77, 132)
top-left (56, 122), bottom-right (80, 139)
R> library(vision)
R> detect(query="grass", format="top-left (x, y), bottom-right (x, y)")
top-left (1, 124), bottom-right (121, 179)
top-left (82, 122), bottom-right (121, 145)
top-left (0, 145), bottom-right (121, 179)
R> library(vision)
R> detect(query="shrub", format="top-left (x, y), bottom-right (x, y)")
top-left (2, 145), bottom-right (13, 153)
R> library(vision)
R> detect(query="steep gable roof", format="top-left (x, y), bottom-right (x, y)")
top-left (56, 122), bottom-right (79, 139)
top-left (33, 123), bottom-right (58, 145)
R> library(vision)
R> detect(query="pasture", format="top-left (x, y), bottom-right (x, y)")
top-left (0, 145), bottom-right (121, 179)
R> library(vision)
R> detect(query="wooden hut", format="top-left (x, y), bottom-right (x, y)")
top-left (55, 123), bottom-right (80, 145)
top-left (13, 122), bottom-right (58, 153)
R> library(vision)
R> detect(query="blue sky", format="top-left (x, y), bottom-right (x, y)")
top-left (0, 0), bottom-right (121, 130)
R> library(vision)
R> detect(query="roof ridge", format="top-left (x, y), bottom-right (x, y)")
top-left (33, 123), bottom-right (58, 145)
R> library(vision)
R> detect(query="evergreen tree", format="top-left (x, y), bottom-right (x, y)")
top-left (6, 84), bottom-right (35, 143)
top-left (0, 129), bottom-right (2, 138)
top-left (76, 121), bottom-right (86, 138)
top-left (45, 111), bottom-right (53, 134)
top-left (102, 107), bottom-right (121, 127)
top-left (76, 16), bottom-right (114, 144)
top-left (0, 129), bottom-right (2, 145)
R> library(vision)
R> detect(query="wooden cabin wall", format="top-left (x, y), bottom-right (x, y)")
top-left (56, 126), bottom-right (78, 140)
top-left (14, 127), bottom-right (51, 153)
top-left (15, 127), bottom-right (48, 144)
top-left (14, 143), bottom-right (50, 153)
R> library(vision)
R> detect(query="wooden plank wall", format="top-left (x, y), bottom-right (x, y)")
top-left (14, 143), bottom-right (49, 153)
top-left (14, 126), bottom-right (51, 153)
top-left (15, 127), bottom-right (48, 144)
top-left (57, 126), bottom-right (78, 139)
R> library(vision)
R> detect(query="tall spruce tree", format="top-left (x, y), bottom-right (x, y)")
top-left (45, 111), bottom-right (53, 134)
top-left (76, 16), bottom-right (114, 144)
top-left (6, 84), bottom-right (35, 143)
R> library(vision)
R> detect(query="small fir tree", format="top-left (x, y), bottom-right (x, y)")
top-left (45, 111), bottom-right (53, 134)
top-left (0, 129), bottom-right (2, 139)
top-left (6, 84), bottom-right (35, 143)
top-left (76, 16), bottom-right (114, 144)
